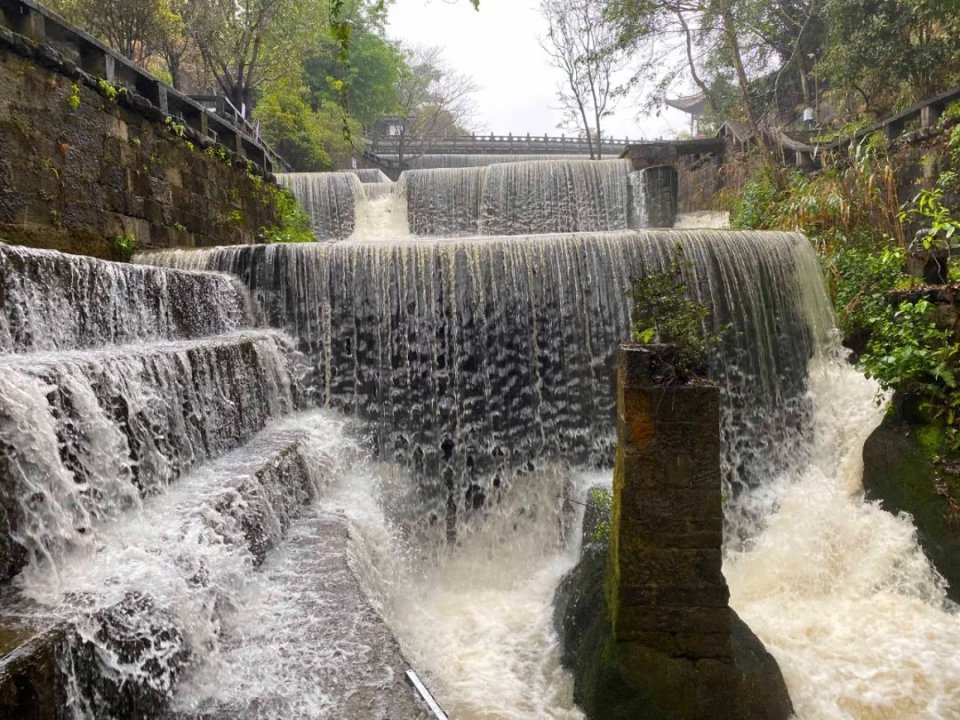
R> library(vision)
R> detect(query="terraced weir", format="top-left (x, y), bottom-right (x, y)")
top-left (0, 244), bottom-right (427, 719)
top-left (277, 158), bottom-right (665, 240)
top-left (3, 151), bottom-right (960, 719)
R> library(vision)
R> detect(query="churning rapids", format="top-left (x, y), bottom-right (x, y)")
top-left (0, 156), bottom-right (957, 719)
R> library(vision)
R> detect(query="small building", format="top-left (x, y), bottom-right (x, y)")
top-left (665, 93), bottom-right (708, 136)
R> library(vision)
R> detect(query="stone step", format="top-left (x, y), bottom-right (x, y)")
top-left (0, 331), bottom-right (302, 582)
top-left (0, 243), bottom-right (256, 355)
top-left (173, 509), bottom-right (430, 720)
top-left (0, 411), bottom-right (349, 719)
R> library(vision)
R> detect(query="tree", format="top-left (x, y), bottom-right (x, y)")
top-left (303, 29), bottom-right (404, 128)
top-left (186, 0), bottom-right (330, 112)
top-left (154, 1), bottom-right (192, 90)
top-left (49, 0), bottom-right (176, 66)
top-left (254, 80), bottom-right (361, 171)
top-left (821, 0), bottom-right (960, 117)
top-left (540, 0), bottom-right (626, 159)
top-left (380, 45), bottom-right (479, 167)
top-left (604, 0), bottom-right (818, 173)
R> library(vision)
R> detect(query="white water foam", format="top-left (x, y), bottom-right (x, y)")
top-left (328, 463), bottom-right (599, 720)
top-left (727, 353), bottom-right (960, 719)
top-left (15, 411), bottom-right (353, 716)
top-left (350, 182), bottom-right (411, 241)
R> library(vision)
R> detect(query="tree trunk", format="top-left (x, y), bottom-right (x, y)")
top-left (720, 5), bottom-right (781, 183)
top-left (594, 106), bottom-right (603, 160)
top-left (677, 11), bottom-right (719, 117)
top-left (577, 100), bottom-right (595, 160)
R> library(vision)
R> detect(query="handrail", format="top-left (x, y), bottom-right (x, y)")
top-left (368, 132), bottom-right (631, 155)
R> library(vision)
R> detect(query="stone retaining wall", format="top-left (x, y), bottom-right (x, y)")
top-left (0, 24), bottom-right (282, 259)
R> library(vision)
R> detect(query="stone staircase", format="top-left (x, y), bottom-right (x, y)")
top-left (0, 244), bottom-right (427, 719)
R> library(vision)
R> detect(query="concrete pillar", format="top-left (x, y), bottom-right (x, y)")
top-left (13, 5), bottom-right (46, 43)
top-left (636, 165), bottom-right (679, 228)
top-left (79, 42), bottom-right (114, 82)
top-left (922, 104), bottom-right (942, 129)
top-left (609, 344), bottom-right (731, 661)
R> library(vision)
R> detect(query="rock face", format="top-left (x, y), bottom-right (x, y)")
top-left (553, 345), bottom-right (793, 719)
top-left (862, 412), bottom-right (960, 603)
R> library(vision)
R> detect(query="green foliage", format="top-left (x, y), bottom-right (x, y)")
top-left (303, 30), bottom-right (404, 128)
top-left (903, 188), bottom-right (960, 250)
top-left (110, 232), bottom-right (137, 261)
top-left (253, 82), bottom-right (361, 171)
top-left (67, 83), bottom-right (81, 111)
top-left (730, 165), bottom-right (781, 229)
top-left (862, 297), bottom-right (960, 433)
top-left (825, 244), bottom-right (907, 344)
top-left (164, 117), bottom-right (186, 138)
top-left (942, 101), bottom-right (960, 127)
top-left (820, 0), bottom-right (960, 116)
top-left (96, 78), bottom-right (124, 102)
top-left (732, 138), bottom-right (904, 249)
top-left (628, 247), bottom-right (724, 380)
top-left (262, 188), bottom-right (314, 244)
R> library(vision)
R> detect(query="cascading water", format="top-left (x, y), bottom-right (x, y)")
top-left (277, 157), bottom-right (664, 241)
top-left (376, 153), bottom-right (593, 169)
top-left (3, 153), bottom-right (958, 719)
top-left (139, 218), bottom-right (960, 718)
top-left (277, 172), bottom-right (364, 240)
top-left (0, 244), bottom-right (254, 353)
top-left (0, 244), bottom-right (420, 718)
top-left (138, 230), bottom-right (819, 521)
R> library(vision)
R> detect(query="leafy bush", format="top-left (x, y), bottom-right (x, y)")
top-left (825, 244), bottom-right (907, 344)
top-left (261, 188), bottom-right (314, 244)
top-left (730, 166), bottom-right (781, 229)
top-left (628, 248), bottom-right (725, 380)
top-left (110, 232), bottom-right (137, 261)
top-left (862, 298), bottom-right (959, 430)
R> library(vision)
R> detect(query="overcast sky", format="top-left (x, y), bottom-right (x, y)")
top-left (386, 0), bottom-right (690, 140)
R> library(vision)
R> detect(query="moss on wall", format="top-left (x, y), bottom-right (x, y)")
top-left (863, 411), bottom-right (960, 602)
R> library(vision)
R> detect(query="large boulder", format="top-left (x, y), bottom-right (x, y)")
top-left (862, 412), bottom-right (960, 602)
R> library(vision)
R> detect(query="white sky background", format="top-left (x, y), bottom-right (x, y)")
top-left (387, 0), bottom-right (691, 140)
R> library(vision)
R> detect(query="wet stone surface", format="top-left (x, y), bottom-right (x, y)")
top-left (174, 510), bottom-right (430, 720)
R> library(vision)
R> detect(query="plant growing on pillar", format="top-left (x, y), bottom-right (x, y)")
top-left (628, 247), bottom-right (725, 381)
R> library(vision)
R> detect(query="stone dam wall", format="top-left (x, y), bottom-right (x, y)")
top-left (0, 9), bottom-right (283, 259)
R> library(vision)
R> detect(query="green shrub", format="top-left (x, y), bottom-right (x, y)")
top-left (628, 247), bottom-right (726, 380)
top-left (110, 232), bottom-right (137, 261)
top-left (261, 188), bottom-right (314, 243)
top-left (730, 166), bottom-right (781, 229)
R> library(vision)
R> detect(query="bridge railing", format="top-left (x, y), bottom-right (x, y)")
top-left (0, 0), bottom-right (289, 173)
top-left (368, 132), bottom-right (631, 155)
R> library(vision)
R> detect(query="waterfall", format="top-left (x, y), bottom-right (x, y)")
top-left (404, 167), bottom-right (486, 235)
top-left (279, 158), bottom-right (669, 242)
top-left (477, 159), bottom-right (635, 234)
top-left (138, 230), bottom-right (824, 522)
top-left (376, 153), bottom-right (591, 169)
top-left (0, 244), bottom-right (421, 718)
top-left (0, 244), bottom-right (254, 353)
top-left (277, 172), bottom-right (363, 241)
top-left (350, 168), bottom-right (391, 183)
